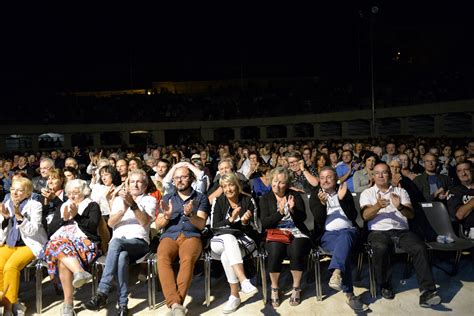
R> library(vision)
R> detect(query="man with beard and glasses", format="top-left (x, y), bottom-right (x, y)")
top-left (155, 166), bottom-right (210, 316)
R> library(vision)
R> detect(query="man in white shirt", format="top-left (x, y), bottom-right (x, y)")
top-left (85, 169), bottom-right (156, 316)
top-left (360, 162), bottom-right (440, 308)
top-left (310, 167), bottom-right (367, 312)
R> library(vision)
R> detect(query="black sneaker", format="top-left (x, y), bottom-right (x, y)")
top-left (84, 293), bottom-right (108, 310)
top-left (117, 305), bottom-right (129, 316)
top-left (419, 290), bottom-right (441, 307)
top-left (381, 287), bottom-right (395, 300)
top-left (347, 295), bottom-right (369, 312)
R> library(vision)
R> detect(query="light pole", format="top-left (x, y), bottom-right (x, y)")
top-left (369, 5), bottom-right (379, 138)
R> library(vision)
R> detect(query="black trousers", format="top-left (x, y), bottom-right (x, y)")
top-left (367, 229), bottom-right (436, 292)
top-left (266, 237), bottom-right (311, 272)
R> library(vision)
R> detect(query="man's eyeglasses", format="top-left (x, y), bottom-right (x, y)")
top-left (173, 175), bottom-right (190, 181)
top-left (288, 161), bottom-right (299, 166)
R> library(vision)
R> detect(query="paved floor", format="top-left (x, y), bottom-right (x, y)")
top-left (17, 253), bottom-right (474, 315)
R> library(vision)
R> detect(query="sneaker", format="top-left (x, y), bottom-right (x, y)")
top-left (222, 295), bottom-right (241, 314)
top-left (12, 302), bottom-right (27, 316)
top-left (419, 290), bottom-right (441, 307)
top-left (60, 304), bottom-right (76, 316)
top-left (328, 273), bottom-right (342, 291)
top-left (72, 271), bottom-right (92, 288)
top-left (240, 279), bottom-right (258, 295)
top-left (170, 304), bottom-right (186, 316)
top-left (347, 295), bottom-right (369, 312)
top-left (84, 292), bottom-right (108, 310)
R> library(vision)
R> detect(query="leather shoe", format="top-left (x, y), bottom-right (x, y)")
top-left (381, 287), bottom-right (395, 300)
top-left (117, 305), bottom-right (129, 316)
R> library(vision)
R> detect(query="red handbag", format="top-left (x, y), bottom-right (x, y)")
top-left (266, 228), bottom-right (294, 244)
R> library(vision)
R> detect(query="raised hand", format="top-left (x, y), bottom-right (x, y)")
top-left (337, 182), bottom-right (348, 200)
top-left (298, 160), bottom-right (306, 172)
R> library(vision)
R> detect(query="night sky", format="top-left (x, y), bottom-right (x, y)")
top-left (1, 2), bottom-right (472, 94)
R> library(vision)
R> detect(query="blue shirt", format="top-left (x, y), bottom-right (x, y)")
top-left (336, 163), bottom-right (355, 193)
top-left (160, 189), bottom-right (210, 240)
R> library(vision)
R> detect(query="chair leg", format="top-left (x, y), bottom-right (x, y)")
top-left (151, 257), bottom-right (157, 308)
top-left (35, 262), bottom-right (43, 315)
top-left (147, 258), bottom-right (153, 310)
top-left (259, 253), bottom-right (267, 306)
top-left (453, 251), bottom-right (462, 276)
top-left (402, 255), bottom-right (412, 280)
top-left (367, 248), bottom-right (377, 299)
top-left (204, 253), bottom-right (211, 307)
top-left (314, 250), bottom-right (322, 301)
top-left (91, 262), bottom-right (98, 297)
top-left (355, 252), bottom-right (364, 281)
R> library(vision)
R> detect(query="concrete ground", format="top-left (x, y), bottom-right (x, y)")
top-left (16, 252), bottom-right (474, 315)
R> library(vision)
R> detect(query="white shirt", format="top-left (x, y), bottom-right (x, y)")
top-left (359, 185), bottom-right (411, 231)
top-left (110, 194), bottom-right (156, 244)
top-left (325, 192), bottom-right (353, 231)
top-left (90, 183), bottom-right (113, 216)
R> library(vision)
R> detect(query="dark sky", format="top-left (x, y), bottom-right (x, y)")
top-left (1, 2), bottom-right (472, 93)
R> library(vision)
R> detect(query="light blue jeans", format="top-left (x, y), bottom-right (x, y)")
top-left (97, 238), bottom-right (149, 306)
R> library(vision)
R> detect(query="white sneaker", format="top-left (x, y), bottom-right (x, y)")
top-left (13, 302), bottom-right (27, 316)
top-left (222, 295), bottom-right (241, 314)
top-left (60, 304), bottom-right (76, 316)
top-left (72, 271), bottom-right (92, 288)
top-left (240, 279), bottom-right (258, 295)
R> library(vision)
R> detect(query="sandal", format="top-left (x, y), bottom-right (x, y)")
top-left (289, 287), bottom-right (301, 306)
top-left (271, 287), bottom-right (280, 308)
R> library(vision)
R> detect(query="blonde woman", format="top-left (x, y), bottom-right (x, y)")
top-left (0, 177), bottom-right (48, 315)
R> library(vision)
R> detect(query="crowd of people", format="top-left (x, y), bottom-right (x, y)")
top-left (2, 69), bottom-right (472, 125)
top-left (0, 136), bottom-right (473, 315)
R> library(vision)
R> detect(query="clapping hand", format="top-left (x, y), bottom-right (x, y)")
top-left (0, 203), bottom-right (10, 219)
top-left (391, 193), bottom-right (402, 210)
top-left (241, 210), bottom-right (252, 224)
top-left (160, 200), bottom-right (173, 220)
top-left (229, 206), bottom-right (241, 223)
top-left (337, 182), bottom-right (348, 200)
top-left (318, 189), bottom-right (328, 205)
top-left (376, 193), bottom-right (390, 210)
top-left (183, 200), bottom-right (194, 217)
top-left (287, 195), bottom-right (295, 212)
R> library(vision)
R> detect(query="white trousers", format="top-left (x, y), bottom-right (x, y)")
top-left (210, 233), bottom-right (255, 284)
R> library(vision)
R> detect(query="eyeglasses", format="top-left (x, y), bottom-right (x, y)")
top-left (374, 171), bottom-right (390, 176)
top-left (173, 175), bottom-right (190, 181)
top-left (288, 161), bottom-right (299, 166)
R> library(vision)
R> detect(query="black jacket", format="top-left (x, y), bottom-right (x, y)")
top-left (310, 190), bottom-right (357, 244)
top-left (259, 189), bottom-right (311, 238)
top-left (48, 201), bottom-right (101, 242)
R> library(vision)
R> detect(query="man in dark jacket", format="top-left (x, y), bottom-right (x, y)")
top-left (310, 166), bottom-right (367, 312)
top-left (413, 153), bottom-right (452, 202)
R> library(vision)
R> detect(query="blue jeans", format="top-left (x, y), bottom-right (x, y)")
top-left (97, 238), bottom-right (149, 306)
top-left (320, 227), bottom-right (358, 293)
